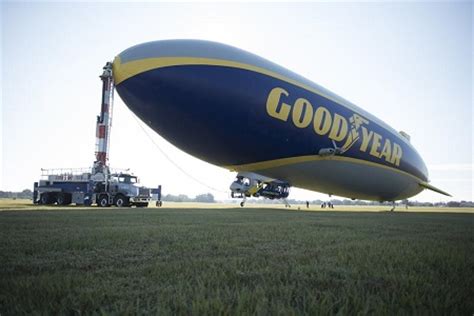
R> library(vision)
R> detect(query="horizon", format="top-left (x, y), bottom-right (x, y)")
top-left (1, 188), bottom-right (472, 205)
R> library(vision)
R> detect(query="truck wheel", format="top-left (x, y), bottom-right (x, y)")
top-left (40, 193), bottom-right (51, 205)
top-left (114, 195), bottom-right (129, 207)
top-left (56, 193), bottom-right (65, 205)
top-left (98, 195), bottom-right (109, 207)
top-left (56, 193), bottom-right (72, 206)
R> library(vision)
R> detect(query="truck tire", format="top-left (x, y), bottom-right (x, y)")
top-left (56, 193), bottom-right (65, 205)
top-left (56, 193), bottom-right (64, 205)
top-left (114, 195), bottom-right (129, 207)
top-left (57, 193), bottom-right (72, 206)
top-left (98, 195), bottom-right (109, 207)
top-left (40, 193), bottom-right (51, 205)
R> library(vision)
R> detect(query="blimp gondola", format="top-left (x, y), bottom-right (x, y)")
top-left (111, 39), bottom-right (449, 205)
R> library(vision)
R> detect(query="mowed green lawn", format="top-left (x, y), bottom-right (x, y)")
top-left (0, 207), bottom-right (473, 314)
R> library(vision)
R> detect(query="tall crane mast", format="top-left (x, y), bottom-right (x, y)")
top-left (93, 62), bottom-right (114, 176)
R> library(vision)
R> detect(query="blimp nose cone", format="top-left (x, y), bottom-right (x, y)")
top-left (112, 56), bottom-right (126, 86)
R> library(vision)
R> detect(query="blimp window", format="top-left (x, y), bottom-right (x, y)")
top-left (243, 178), bottom-right (250, 186)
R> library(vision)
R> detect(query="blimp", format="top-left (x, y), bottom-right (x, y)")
top-left (112, 39), bottom-right (450, 206)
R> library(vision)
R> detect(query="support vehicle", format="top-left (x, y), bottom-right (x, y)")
top-left (33, 63), bottom-right (162, 207)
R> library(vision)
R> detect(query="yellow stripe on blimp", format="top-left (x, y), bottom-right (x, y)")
top-left (113, 56), bottom-right (353, 113)
top-left (225, 155), bottom-right (425, 184)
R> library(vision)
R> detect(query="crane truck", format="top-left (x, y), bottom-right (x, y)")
top-left (33, 62), bottom-right (162, 207)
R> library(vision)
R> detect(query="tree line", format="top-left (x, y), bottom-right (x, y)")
top-left (0, 189), bottom-right (33, 199)
top-left (1, 190), bottom-right (472, 207)
top-left (0, 190), bottom-right (216, 203)
top-left (162, 193), bottom-right (216, 203)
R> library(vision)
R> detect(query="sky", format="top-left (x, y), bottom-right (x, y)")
top-left (1, 1), bottom-right (473, 202)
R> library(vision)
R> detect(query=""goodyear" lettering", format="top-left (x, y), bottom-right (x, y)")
top-left (266, 87), bottom-right (402, 166)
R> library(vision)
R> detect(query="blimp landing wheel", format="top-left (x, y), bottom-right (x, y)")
top-left (240, 201), bottom-right (245, 207)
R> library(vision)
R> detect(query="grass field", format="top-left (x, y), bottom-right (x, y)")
top-left (0, 205), bottom-right (473, 314)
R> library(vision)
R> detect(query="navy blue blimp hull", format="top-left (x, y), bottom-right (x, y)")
top-left (113, 40), bottom-right (430, 201)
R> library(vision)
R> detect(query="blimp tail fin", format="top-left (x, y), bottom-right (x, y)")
top-left (419, 182), bottom-right (452, 197)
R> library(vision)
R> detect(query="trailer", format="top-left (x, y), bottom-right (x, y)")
top-left (33, 62), bottom-right (163, 207)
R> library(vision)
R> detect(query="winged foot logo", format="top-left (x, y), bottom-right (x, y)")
top-left (265, 87), bottom-right (403, 166)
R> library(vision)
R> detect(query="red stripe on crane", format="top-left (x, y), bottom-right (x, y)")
top-left (96, 152), bottom-right (107, 163)
top-left (98, 125), bottom-right (106, 138)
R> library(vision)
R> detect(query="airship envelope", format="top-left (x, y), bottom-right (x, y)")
top-left (112, 39), bottom-right (449, 201)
